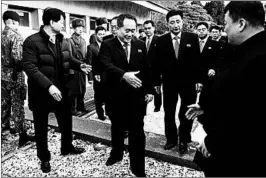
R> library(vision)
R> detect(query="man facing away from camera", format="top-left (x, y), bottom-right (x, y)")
top-left (22, 7), bottom-right (91, 173)
top-left (186, 1), bottom-right (266, 176)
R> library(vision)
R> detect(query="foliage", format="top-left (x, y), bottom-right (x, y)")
top-left (152, 1), bottom-right (213, 34)
top-left (204, 1), bottom-right (225, 25)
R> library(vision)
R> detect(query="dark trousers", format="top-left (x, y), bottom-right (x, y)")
top-left (93, 79), bottom-right (105, 118)
top-left (153, 91), bottom-right (162, 110)
top-left (107, 97), bottom-right (146, 173)
top-left (72, 92), bottom-right (85, 111)
top-left (32, 96), bottom-right (73, 161)
top-left (163, 82), bottom-right (196, 144)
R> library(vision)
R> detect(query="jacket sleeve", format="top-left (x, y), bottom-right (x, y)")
top-left (67, 39), bottom-right (83, 71)
top-left (99, 41), bottom-right (126, 82)
top-left (152, 39), bottom-right (162, 86)
top-left (22, 38), bottom-right (53, 89)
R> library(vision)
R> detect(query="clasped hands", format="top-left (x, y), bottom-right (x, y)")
top-left (122, 71), bottom-right (153, 103)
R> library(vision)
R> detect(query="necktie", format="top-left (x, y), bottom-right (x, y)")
top-left (200, 40), bottom-right (205, 53)
top-left (123, 43), bottom-right (129, 61)
top-left (174, 36), bottom-right (180, 59)
top-left (146, 37), bottom-right (151, 52)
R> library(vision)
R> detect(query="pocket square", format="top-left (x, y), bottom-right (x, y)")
top-left (138, 49), bottom-right (142, 52)
top-left (186, 44), bottom-right (191, 47)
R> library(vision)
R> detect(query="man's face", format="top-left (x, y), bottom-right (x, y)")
top-left (118, 18), bottom-right (136, 43)
top-left (51, 15), bottom-right (65, 33)
top-left (211, 29), bottom-right (220, 40)
top-left (96, 30), bottom-right (106, 43)
top-left (101, 23), bottom-right (108, 30)
top-left (168, 15), bottom-right (183, 35)
top-left (74, 26), bottom-right (84, 36)
top-left (224, 11), bottom-right (240, 45)
top-left (143, 23), bottom-right (155, 37)
top-left (197, 24), bottom-right (209, 39)
top-left (110, 19), bottom-right (118, 36)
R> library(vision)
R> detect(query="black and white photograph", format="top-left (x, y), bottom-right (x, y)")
top-left (1, 1), bottom-right (266, 177)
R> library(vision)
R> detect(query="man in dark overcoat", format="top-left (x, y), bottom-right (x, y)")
top-left (186, 1), bottom-right (266, 176)
top-left (68, 18), bottom-right (88, 114)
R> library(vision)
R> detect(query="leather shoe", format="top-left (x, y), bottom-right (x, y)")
top-left (105, 156), bottom-right (122, 166)
top-left (61, 146), bottom-right (85, 156)
top-left (164, 142), bottom-right (177, 150)
top-left (18, 133), bottom-right (35, 147)
top-left (98, 116), bottom-right (108, 121)
top-left (41, 161), bottom-right (51, 173)
top-left (179, 142), bottom-right (188, 155)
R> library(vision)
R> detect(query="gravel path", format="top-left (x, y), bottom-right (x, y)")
top-left (1, 129), bottom-right (204, 177)
top-left (2, 86), bottom-right (205, 177)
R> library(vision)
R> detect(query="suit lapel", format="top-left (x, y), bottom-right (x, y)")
top-left (114, 37), bottom-right (128, 63)
top-left (129, 39), bottom-right (137, 65)
top-left (202, 37), bottom-right (211, 54)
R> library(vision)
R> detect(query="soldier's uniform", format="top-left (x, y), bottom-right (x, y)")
top-left (68, 19), bottom-right (88, 114)
top-left (1, 21), bottom-right (27, 134)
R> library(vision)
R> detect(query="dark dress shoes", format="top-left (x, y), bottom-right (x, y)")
top-left (18, 132), bottom-right (35, 147)
top-left (131, 167), bottom-right (146, 177)
top-left (179, 142), bottom-right (188, 155)
top-left (105, 156), bottom-right (123, 166)
top-left (98, 116), bottom-right (108, 121)
top-left (41, 161), bottom-right (51, 173)
top-left (61, 146), bottom-right (85, 156)
top-left (164, 142), bottom-right (177, 150)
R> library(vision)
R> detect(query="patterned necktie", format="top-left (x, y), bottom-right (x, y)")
top-left (174, 36), bottom-right (180, 59)
top-left (123, 42), bottom-right (129, 61)
top-left (200, 40), bottom-right (205, 53)
top-left (146, 37), bottom-right (151, 52)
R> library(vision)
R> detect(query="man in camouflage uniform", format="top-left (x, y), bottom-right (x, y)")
top-left (1, 11), bottom-right (34, 147)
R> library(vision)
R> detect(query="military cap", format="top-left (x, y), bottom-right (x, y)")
top-left (72, 19), bottom-right (85, 28)
top-left (3, 10), bottom-right (20, 22)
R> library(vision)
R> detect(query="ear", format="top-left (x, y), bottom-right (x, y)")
top-left (238, 18), bottom-right (247, 32)
top-left (50, 20), bottom-right (54, 26)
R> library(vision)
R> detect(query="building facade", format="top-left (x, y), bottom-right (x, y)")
top-left (1, 1), bottom-right (168, 44)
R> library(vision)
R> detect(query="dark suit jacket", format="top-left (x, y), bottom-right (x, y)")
top-left (197, 31), bottom-right (266, 176)
top-left (153, 32), bottom-right (201, 87)
top-left (87, 42), bottom-right (100, 76)
top-left (141, 35), bottom-right (159, 67)
top-left (198, 37), bottom-right (220, 84)
top-left (99, 37), bottom-right (153, 114)
top-left (103, 34), bottom-right (115, 41)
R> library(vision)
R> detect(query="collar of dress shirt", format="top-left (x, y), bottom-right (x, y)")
top-left (96, 40), bottom-right (101, 48)
top-left (199, 35), bottom-right (209, 44)
top-left (117, 36), bottom-right (131, 47)
top-left (171, 32), bottom-right (181, 40)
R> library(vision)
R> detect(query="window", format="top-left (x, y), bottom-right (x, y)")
top-left (8, 6), bottom-right (31, 28)
top-left (90, 17), bottom-right (96, 30)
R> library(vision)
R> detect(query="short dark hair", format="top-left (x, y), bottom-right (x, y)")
top-left (143, 20), bottom-right (155, 27)
top-left (42, 7), bottom-right (65, 26)
top-left (210, 25), bottom-right (221, 32)
top-left (117, 14), bottom-right (137, 28)
top-left (224, 1), bottom-right (265, 27)
top-left (3, 10), bottom-right (20, 22)
top-left (96, 17), bottom-right (108, 26)
top-left (95, 26), bottom-right (106, 34)
top-left (166, 10), bottom-right (183, 22)
top-left (111, 16), bottom-right (118, 23)
top-left (196, 21), bottom-right (209, 29)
